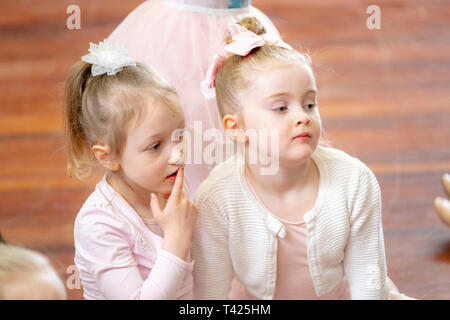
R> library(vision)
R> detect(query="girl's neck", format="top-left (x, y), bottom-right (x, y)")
top-left (106, 171), bottom-right (164, 220)
top-left (244, 154), bottom-right (315, 196)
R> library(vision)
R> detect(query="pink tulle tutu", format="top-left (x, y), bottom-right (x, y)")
top-left (108, 0), bottom-right (279, 196)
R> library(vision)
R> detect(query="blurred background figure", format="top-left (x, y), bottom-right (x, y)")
top-left (0, 243), bottom-right (67, 300)
top-left (434, 173), bottom-right (450, 227)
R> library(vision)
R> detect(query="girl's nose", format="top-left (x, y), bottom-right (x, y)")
top-left (168, 141), bottom-right (185, 166)
top-left (295, 109), bottom-right (311, 126)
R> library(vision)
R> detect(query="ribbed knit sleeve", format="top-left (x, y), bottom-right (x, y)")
top-left (343, 167), bottom-right (390, 300)
top-left (192, 194), bottom-right (234, 299)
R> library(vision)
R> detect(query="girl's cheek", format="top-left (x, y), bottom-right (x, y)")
top-left (315, 113), bottom-right (322, 125)
top-left (311, 110), bottom-right (322, 126)
top-left (310, 108), bottom-right (320, 119)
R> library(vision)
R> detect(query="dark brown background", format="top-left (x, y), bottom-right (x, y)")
top-left (0, 0), bottom-right (449, 299)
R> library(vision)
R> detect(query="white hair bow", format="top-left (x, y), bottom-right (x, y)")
top-left (81, 39), bottom-right (136, 77)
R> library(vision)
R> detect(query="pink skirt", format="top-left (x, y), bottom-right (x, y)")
top-left (108, 0), bottom-right (279, 197)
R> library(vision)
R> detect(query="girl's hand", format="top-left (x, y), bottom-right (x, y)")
top-left (150, 167), bottom-right (198, 261)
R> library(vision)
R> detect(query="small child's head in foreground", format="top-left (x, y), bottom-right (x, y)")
top-left (212, 17), bottom-right (322, 168)
top-left (0, 244), bottom-right (66, 300)
top-left (65, 41), bottom-right (186, 196)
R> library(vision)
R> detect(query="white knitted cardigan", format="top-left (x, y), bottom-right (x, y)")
top-left (192, 146), bottom-right (390, 300)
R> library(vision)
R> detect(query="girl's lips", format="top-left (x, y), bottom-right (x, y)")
top-left (293, 133), bottom-right (311, 140)
top-left (166, 168), bottom-right (180, 181)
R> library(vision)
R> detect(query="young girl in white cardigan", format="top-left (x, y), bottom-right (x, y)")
top-left (192, 17), bottom-right (414, 300)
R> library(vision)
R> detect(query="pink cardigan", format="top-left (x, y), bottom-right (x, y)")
top-left (74, 175), bottom-right (194, 300)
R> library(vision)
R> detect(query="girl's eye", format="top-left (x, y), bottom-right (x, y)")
top-left (148, 142), bottom-right (161, 152)
top-left (274, 105), bottom-right (288, 113)
top-left (304, 104), bottom-right (316, 110)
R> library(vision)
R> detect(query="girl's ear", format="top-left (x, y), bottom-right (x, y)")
top-left (223, 114), bottom-right (248, 143)
top-left (91, 144), bottom-right (120, 171)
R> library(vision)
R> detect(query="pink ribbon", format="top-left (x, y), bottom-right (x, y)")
top-left (201, 23), bottom-right (293, 99)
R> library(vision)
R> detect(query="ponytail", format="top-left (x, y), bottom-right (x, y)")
top-left (64, 61), bottom-right (95, 180)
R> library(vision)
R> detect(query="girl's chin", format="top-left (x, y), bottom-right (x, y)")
top-left (141, 181), bottom-right (173, 196)
top-left (161, 178), bottom-right (176, 191)
top-left (281, 147), bottom-right (316, 164)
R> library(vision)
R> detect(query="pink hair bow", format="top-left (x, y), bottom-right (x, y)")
top-left (201, 23), bottom-right (293, 99)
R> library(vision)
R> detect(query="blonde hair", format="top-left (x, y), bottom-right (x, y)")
top-left (0, 244), bottom-right (66, 299)
top-left (215, 17), bottom-right (312, 118)
top-left (64, 61), bottom-right (179, 180)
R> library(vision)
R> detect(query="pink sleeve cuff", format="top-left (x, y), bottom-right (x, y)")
top-left (141, 249), bottom-right (194, 299)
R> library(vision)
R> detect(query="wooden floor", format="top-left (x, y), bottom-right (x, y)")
top-left (0, 0), bottom-right (449, 300)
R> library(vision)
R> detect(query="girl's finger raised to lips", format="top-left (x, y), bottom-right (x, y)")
top-left (168, 167), bottom-right (184, 202)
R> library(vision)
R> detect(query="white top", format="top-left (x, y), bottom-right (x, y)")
top-left (192, 146), bottom-right (391, 300)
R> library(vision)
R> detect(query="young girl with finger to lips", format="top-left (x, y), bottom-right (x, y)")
top-left (65, 40), bottom-right (197, 299)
